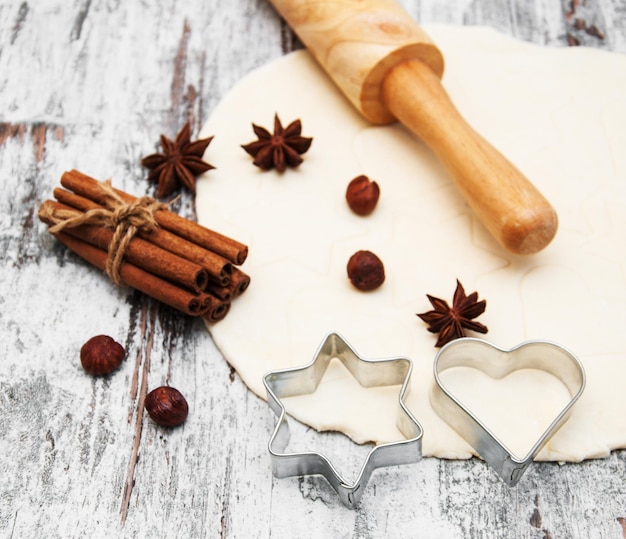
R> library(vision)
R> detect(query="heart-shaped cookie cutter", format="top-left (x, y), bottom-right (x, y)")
top-left (263, 332), bottom-right (423, 508)
top-left (431, 338), bottom-right (585, 486)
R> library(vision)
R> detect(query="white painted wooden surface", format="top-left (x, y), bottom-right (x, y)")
top-left (1, 1), bottom-right (625, 537)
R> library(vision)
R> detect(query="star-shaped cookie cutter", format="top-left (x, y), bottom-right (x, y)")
top-left (431, 337), bottom-right (586, 486)
top-left (263, 332), bottom-right (423, 509)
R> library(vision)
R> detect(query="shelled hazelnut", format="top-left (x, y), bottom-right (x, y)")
top-left (347, 250), bottom-right (385, 291)
top-left (145, 386), bottom-right (189, 427)
top-left (345, 175), bottom-right (380, 216)
top-left (80, 335), bottom-right (126, 376)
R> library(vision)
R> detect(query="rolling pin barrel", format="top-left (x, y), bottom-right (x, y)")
top-left (268, 0), bottom-right (444, 123)
top-left (269, 0), bottom-right (558, 254)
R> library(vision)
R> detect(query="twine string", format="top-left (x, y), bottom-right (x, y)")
top-left (43, 180), bottom-right (168, 285)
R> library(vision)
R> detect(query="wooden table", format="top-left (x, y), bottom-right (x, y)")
top-left (1, 1), bottom-right (625, 537)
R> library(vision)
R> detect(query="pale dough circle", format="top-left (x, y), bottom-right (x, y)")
top-left (197, 24), bottom-right (626, 461)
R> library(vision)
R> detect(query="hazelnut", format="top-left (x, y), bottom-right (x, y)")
top-left (345, 175), bottom-right (380, 216)
top-left (347, 250), bottom-right (385, 291)
top-left (145, 386), bottom-right (189, 427)
top-left (80, 335), bottom-right (125, 376)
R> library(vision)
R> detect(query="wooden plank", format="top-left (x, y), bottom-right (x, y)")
top-left (0, 1), bottom-right (624, 537)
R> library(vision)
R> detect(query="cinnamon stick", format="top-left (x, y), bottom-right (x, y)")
top-left (53, 231), bottom-right (213, 316)
top-left (62, 169), bottom-right (248, 265)
top-left (204, 301), bottom-right (231, 323)
top-left (41, 170), bottom-right (250, 321)
top-left (230, 266), bottom-right (251, 298)
top-left (206, 266), bottom-right (251, 302)
top-left (205, 282), bottom-right (232, 302)
top-left (53, 187), bottom-right (232, 286)
top-left (39, 200), bottom-right (210, 294)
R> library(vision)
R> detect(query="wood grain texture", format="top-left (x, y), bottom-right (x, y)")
top-left (0, 1), bottom-right (625, 537)
top-left (268, 0), bottom-right (445, 123)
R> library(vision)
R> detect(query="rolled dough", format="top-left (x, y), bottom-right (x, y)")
top-left (196, 25), bottom-right (626, 461)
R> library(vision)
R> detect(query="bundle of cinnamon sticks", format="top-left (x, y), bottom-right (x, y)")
top-left (38, 170), bottom-right (250, 322)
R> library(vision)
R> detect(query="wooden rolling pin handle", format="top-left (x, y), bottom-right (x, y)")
top-left (382, 59), bottom-right (558, 255)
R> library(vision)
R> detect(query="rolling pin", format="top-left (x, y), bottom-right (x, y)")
top-left (268, 0), bottom-right (558, 255)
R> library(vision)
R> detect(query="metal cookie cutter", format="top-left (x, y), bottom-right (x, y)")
top-left (263, 332), bottom-right (423, 509)
top-left (431, 338), bottom-right (586, 486)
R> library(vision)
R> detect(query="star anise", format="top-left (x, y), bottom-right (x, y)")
top-left (141, 122), bottom-right (214, 198)
top-left (241, 114), bottom-right (312, 173)
top-left (417, 279), bottom-right (488, 347)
